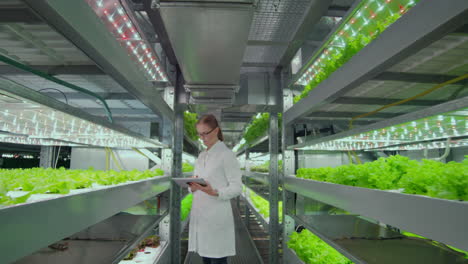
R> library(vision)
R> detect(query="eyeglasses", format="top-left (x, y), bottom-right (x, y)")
top-left (197, 127), bottom-right (217, 137)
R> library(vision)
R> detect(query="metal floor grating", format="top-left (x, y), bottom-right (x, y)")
top-left (184, 199), bottom-right (264, 264)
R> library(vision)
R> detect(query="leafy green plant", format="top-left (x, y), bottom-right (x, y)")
top-left (294, 0), bottom-right (421, 103)
top-left (181, 193), bottom-right (193, 221)
top-left (250, 160), bottom-right (283, 173)
top-left (182, 162), bottom-right (194, 173)
top-left (0, 167), bottom-right (165, 206)
top-left (288, 229), bottom-right (353, 264)
top-left (184, 111), bottom-right (198, 141)
top-left (242, 113), bottom-right (282, 147)
top-left (296, 155), bottom-right (468, 201)
top-left (249, 189), bottom-right (283, 222)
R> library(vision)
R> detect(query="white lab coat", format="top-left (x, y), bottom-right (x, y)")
top-left (188, 140), bottom-right (242, 258)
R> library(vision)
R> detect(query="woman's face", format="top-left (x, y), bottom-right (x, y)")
top-left (196, 123), bottom-right (219, 148)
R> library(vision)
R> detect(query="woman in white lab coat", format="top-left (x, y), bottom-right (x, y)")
top-left (188, 114), bottom-right (242, 264)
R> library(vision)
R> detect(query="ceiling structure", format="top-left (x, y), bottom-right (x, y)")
top-left (1, 0), bottom-right (466, 152)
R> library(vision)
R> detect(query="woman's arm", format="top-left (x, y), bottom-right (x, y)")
top-left (216, 151), bottom-right (242, 201)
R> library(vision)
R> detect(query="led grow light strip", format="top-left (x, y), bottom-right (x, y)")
top-left (297, 108), bottom-right (467, 151)
top-left (0, 91), bottom-right (164, 149)
top-left (295, 0), bottom-right (419, 86)
top-left (86, 0), bottom-right (168, 82)
top-left (368, 138), bottom-right (468, 151)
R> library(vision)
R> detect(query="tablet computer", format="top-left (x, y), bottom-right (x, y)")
top-left (172, 178), bottom-right (207, 188)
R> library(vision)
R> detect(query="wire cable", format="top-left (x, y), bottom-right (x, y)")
top-left (37, 88), bottom-right (69, 104)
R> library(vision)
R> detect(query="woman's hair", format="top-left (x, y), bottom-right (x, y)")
top-left (196, 114), bottom-right (224, 141)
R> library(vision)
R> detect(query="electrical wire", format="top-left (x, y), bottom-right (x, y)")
top-left (37, 88), bottom-right (69, 104)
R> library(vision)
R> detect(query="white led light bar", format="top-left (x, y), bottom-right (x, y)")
top-left (0, 79), bottom-right (166, 149)
top-left (297, 107), bottom-right (467, 151)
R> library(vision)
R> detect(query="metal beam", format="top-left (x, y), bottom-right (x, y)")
top-left (242, 62), bottom-right (278, 68)
top-left (3, 24), bottom-right (66, 64)
top-left (268, 113), bottom-right (280, 264)
top-left (373, 71), bottom-right (467, 84)
top-left (82, 108), bottom-right (153, 115)
top-left (142, 0), bottom-right (178, 66)
top-left (0, 7), bottom-right (41, 23)
top-left (41, 92), bottom-right (135, 100)
top-left (308, 111), bottom-right (399, 119)
top-left (247, 40), bottom-right (289, 46)
top-left (169, 68), bottom-right (183, 264)
top-left (333, 97), bottom-right (445, 106)
top-left (111, 116), bottom-right (160, 122)
top-left (278, 0), bottom-right (333, 67)
top-left (0, 65), bottom-right (104, 75)
top-left (326, 5), bottom-right (350, 17)
top-left (284, 0), bottom-right (468, 125)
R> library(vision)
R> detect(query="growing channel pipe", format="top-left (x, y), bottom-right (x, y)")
top-left (0, 54), bottom-right (114, 123)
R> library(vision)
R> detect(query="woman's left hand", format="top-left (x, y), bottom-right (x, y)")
top-left (190, 180), bottom-right (218, 197)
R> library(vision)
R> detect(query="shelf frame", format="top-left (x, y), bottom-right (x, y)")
top-left (243, 171), bottom-right (269, 185)
top-left (284, 176), bottom-right (468, 251)
top-left (0, 176), bottom-right (170, 264)
top-left (284, 0), bottom-right (468, 126)
top-left (288, 96), bottom-right (468, 149)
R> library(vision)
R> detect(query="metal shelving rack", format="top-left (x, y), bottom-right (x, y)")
top-left (237, 109), bottom-right (282, 264)
top-left (280, 0), bottom-right (468, 263)
top-left (0, 1), bottom-right (189, 263)
top-left (0, 176), bottom-right (171, 264)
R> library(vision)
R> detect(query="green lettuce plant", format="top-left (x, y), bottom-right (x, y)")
top-left (288, 229), bottom-right (353, 264)
top-left (184, 111), bottom-right (198, 141)
top-left (296, 155), bottom-right (467, 201)
top-left (294, 0), bottom-right (420, 104)
top-left (249, 189), bottom-right (283, 222)
top-left (0, 167), bottom-right (165, 206)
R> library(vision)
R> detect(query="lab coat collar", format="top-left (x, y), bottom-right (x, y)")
top-left (206, 140), bottom-right (223, 154)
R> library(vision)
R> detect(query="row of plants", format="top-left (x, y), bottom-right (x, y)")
top-left (0, 167), bottom-right (165, 206)
top-left (248, 188), bottom-right (283, 222)
top-left (294, 0), bottom-right (421, 103)
top-left (238, 113), bottom-right (282, 150)
top-left (296, 155), bottom-right (468, 201)
top-left (250, 160), bottom-right (283, 173)
top-left (184, 111), bottom-right (198, 141)
top-left (288, 228), bottom-right (353, 264)
top-left (123, 235), bottom-right (161, 261)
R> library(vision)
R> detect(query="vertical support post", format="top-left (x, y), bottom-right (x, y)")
top-left (170, 68), bottom-right (183, 264)
top-left (40, 146), bottom-right (54, 168)
top-left (244, 149), bottom-right (250, 228)
top-left (282, 88), bottom-right (296, 263)
top-left (159, 85), bottom-right (174, 243)
top-left (268, 112), bottom-right (279, 264)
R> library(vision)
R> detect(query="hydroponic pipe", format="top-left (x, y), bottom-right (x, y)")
top-left (0, 54), bottom-right (114, 123)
